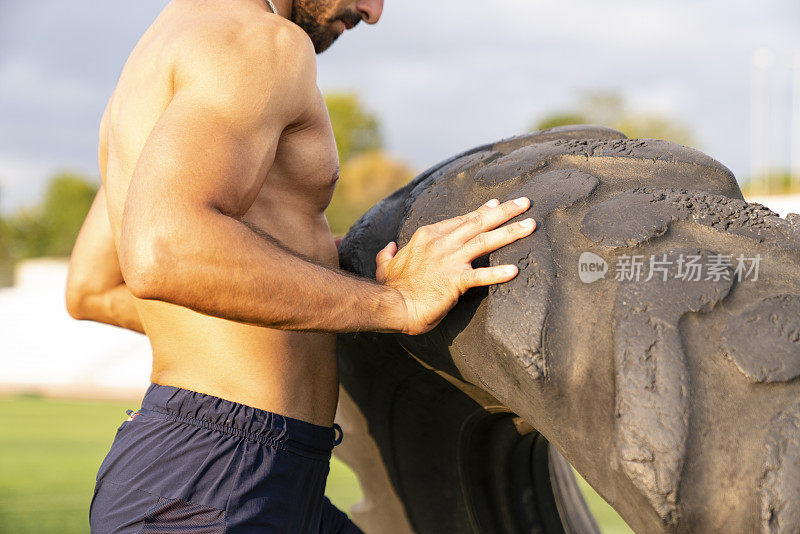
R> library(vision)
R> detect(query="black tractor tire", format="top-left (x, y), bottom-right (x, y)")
top-left (334, 125), bottom-right (800, 534)
top-left (335, 329), bottom-right (599, 534)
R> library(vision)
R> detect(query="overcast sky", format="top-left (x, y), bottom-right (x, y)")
top-left (1, 0), bottom-right (798, 213)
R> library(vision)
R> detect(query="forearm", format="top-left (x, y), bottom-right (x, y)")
top-left (69, 282), bottom-right (145, 334)
top-left (66, 186), bottom-right (146, 334)
top-left (84, 284), bottom-right (145, 333)
top-left (125, 208), bottom-right (406, 334)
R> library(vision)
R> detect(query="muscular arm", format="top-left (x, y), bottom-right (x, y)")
top-left (66, 186), bottom-right (145, 333)
top-left (119, 24), bottom-right (407, 333)
top-left (119, 22), bottom-right (534, 336)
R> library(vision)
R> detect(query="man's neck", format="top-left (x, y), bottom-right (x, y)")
top-left (270, 0), bottom-right (292, 17)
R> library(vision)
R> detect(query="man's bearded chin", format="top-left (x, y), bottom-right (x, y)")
top-left (292, 1), bottom-right (358, 54)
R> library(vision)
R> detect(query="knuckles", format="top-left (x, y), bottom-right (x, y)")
top-left (466, 212), bottom-right (484, 227)
top-left (470, 234), bottom-right (487, 250)
top-left (415, 225), bottom-right (433, 239)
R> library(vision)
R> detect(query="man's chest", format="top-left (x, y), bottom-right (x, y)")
top-left (249, 95), bottom-right (340, 218)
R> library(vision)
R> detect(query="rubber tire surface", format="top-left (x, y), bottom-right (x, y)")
top-left (335, 125), bottom-right (800, 534)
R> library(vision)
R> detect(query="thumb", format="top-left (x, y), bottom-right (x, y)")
top-left (375, 241), bottom-right (398, 282)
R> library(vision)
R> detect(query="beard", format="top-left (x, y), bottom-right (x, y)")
top-left (292, 0), bottom-right (361, 54)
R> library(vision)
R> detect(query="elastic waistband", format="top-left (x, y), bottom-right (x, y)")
top-left (140, 383), bottom-right (338, 459)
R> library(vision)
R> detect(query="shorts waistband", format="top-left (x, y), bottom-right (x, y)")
top-left (140, 383), bottom-right (338, 459)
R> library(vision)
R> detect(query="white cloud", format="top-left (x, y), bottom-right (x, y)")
top-left (625, 83), bottom-right (688, 117)
top-left (0, 57), bottom-right (105, 107)
top-left (320, 0), bottom-right (799, 177)
top-left (0, 154), bottom-right (58, 212)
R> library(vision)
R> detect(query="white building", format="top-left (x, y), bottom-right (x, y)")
top-left (0, 258), bottom-right (151, 400)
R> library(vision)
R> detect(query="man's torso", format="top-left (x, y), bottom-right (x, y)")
top-left (101, 0), bottom-right (341, 426)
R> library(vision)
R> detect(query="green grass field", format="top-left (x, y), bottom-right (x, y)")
top-left (0, 396), bottom-right (631, 533)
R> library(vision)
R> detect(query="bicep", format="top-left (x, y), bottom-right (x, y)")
top-left (116, 86), bottom-right (292, 289)
top-left (126, 91), bottom-right (280, 221)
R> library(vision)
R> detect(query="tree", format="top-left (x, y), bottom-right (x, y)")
top-left (532, 91), bottom-right (695, 146)
top-left (325, 150), bottom-right (415, 236)
top-left (323, 91), bottom-right (416, 235)
top-left (6, 172), bottom-right (98, 259)
top-left (0, 189), bottom-right (10, 259)
top-left (38, 173), bottom-right (98, 256)
top-left (0, 191), bottom-right (14, 287)
top-left (741, 170), bottom-right (800, 196)
top-left (325, 92), bottom-right (382, 162)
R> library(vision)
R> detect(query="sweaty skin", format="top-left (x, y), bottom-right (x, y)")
top-left (67, 0), bottom-right (536, 427)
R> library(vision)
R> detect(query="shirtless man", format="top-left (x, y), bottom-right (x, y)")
top-left (66, 0), bottom-right (536, 531)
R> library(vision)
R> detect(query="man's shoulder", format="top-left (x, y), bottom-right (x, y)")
top-left (199, 12), bottom-right (314, 65)
top-left (170, 10), bottom-right (317, 99)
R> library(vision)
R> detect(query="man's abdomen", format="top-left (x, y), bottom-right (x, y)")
top-left (141, 299), bottom-right (340, 427)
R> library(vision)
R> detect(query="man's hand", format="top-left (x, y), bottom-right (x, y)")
top-left (375, 197), bottom-right (535, 335)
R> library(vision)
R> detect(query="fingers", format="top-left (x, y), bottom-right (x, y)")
top-left (376, 241), bottom-right (397, 261)
top-left (432, 198), bottom-right (501, 234)
top-left (375, 241), bottom-right (398, 283)
top-left (459, 264), bottom-right (519, 291)
top-left (436, 197), bottom-right (532, 244)
top-left (460, 217), bottom-right (536, 261)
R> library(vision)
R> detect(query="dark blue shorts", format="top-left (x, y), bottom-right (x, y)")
top-left (89, 383), bottom-right (363, 533)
